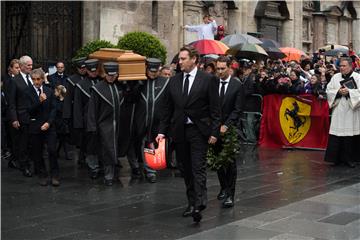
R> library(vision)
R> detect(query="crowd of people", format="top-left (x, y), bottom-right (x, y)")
top-left (1, 41), bottom-right (360, 223)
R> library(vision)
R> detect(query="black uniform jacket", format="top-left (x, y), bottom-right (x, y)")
top-left (73, 76), bottom-right (99, 129)
top-left (87, 81), bottom-right (123, 165)
top-left (134, 76), bottom-right (170, 141)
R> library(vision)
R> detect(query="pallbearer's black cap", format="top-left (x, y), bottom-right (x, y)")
top-left (84, 59), bottom-right (99, 72)
top-left (103, 62), bottom-right (119, 76)
top-left (146, 58), bottom-right (161, 72)
top-left (73, 57), bottom-right (87, 68)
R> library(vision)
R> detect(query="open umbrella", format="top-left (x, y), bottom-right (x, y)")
top-left (319, 44), bottom-right (348, 51)
top-left (264, 47), bottom-right (286, 60)
top-left (190, 39), bottom-right (229, 55)
top-left (227, 43), bottom-right (268, 60)
top-left (260, 38), bottom-right (281, 48)
top-left (324, 48), bottom-right (349, 57)
top-left (203, 54), bottom-right (219, 59)
top-left (221, 34), bottom-right (262, 47)
top-left (201, 54), bottom-right (219, 65)
top-left (280, 47), bottom-right (306, 62)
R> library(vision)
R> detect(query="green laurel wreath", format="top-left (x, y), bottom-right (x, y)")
top-left (207, 125), bottom-right (240, 171)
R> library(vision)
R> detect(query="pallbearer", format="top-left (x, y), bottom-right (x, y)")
top-left (133, 58), bottom-right (170, 183)
top-left (73, 59), bottom-right (101, 179)
top-left (63, 57), bottom-right (87, 162)
top-left (87, 62), bottom-right (123, 186)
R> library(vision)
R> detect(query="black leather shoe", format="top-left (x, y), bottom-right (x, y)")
top-left (104, 179), bottom-right (113, 186)
top-left (192, 210), bottom-right (202, 223)
top-left (23, 168), bottom-right (32, 177)
top-left (217, 189), bottom-right (226, 200)
top-left (8, 160), bottom-right (19, 169)
top-left (346, 161), bottom-right (356, 168)
top-left (182, 205), bottom-right (194, 217)
top-left (146, 175), bottom-right (157, 183)
top-left (89, 171), bottom-right (99, 179)
top-left (51, 177), bottom-right (60, 187)
top-left (39, 177), bottom-right (48, 186)
top-left (222, 196), bottom-right (234, 208)
top-left (131, 168), bottom-right (143, 179)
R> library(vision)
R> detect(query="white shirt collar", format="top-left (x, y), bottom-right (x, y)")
top-left (33, 85), bottom-right (43, 94)
top-left (220, 75), bottom-right (231, 83)
top-left (20, 71), bottom-right (28, 79)
top-left (184, 67), bottom-right (198, 79)
top-left (20, 71), bottom-right (32, 85)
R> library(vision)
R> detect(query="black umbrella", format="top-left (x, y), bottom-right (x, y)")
top-left (264, 47), bottom-right (286, 60)
top-left (324, 48), bottom-right (349, 57)
top-left (227, 43), bottom-right (268, 60)
top-left (260, 38), bottom-right (281, 48)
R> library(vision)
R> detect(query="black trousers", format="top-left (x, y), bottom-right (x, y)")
top-left (324, 134), bottom-right (357, 164)
top-left (29, 129), bottom-right (59, 178)
top-left (175, 125), bottom-right (208, 210)
top-left (217, 160), bottom-right (237, 198)
top-left (354, 135), bottom-right (360, 162)
top-left (11, 124), bottom-right (30, 169)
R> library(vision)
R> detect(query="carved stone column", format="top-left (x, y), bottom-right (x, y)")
top-left (312, 13), bottom-right (326, 51)
top-left (352, 19), bottom-right (360, 53)
top-left (82, 1), bottom-right (101, 44)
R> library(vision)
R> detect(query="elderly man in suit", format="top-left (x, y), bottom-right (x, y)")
top-left (156, 46), bottom-right (221, 223)
top-left (48, 61), bottom-right (67, 89)
top-left (214, 56), bottom-right (244, 208)
top-left (8, 55), bottom-right (34, 177)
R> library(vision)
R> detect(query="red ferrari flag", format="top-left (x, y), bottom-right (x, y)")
top-left (259, 94), bottom-right (329, 149)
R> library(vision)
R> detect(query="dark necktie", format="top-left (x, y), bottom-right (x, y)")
top-left (183, 74), bottom-right (191, 124)
top-left (183, 74), bottom-right (190, 98)
top-left (37, 87), bottom-right (42, 96)
top-left (26, 74), bottom-right (32, 86)
top-left (220, 81), bottom-right (227, 104)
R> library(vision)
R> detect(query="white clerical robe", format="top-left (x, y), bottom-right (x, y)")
top-left (326, 72), bottom-right (360, 136)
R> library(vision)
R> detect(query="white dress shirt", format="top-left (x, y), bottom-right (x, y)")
top-left (183, 67), bottom-right (198, 124)
top-left (32, 85), bottom-right (43, 96)
top-left (185, 20), bottom-right (217, 40)
top-left (218, 75), bottom-right (231, 95)
top-left (20, 71), bottom-right (32, 86)
top-left (183, 67), bottom-right (198, 94)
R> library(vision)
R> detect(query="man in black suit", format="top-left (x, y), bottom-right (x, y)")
top-left (156, 46), bottom-right (221, 223)
top-left (214, 56), bottom-right (244, 208)
top-left (28, 68), bottom-right (59, 186)
top-left (8, 55), bottom-right (34, 177)
top-left (2, 59), bottom-right (21, 168)
top-left (48, 61), bottom-right (67, 89)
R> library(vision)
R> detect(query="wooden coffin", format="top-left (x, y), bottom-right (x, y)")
top-left (88, 48), bottom-right (147, 81)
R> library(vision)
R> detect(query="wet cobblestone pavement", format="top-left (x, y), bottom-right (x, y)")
top-left (2, 146), bottom-right (359, 240)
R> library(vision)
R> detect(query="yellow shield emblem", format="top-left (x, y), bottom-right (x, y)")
top-left (279, 97), bottom-right (311, 144)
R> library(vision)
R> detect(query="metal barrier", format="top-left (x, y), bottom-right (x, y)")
top-left (239, 94), bottom-right (263, 144)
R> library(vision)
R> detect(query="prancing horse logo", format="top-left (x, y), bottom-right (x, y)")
top-left (279, 97), bottom-right (311, 144)
top-left (284, 102), bottom-right (306, 135)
